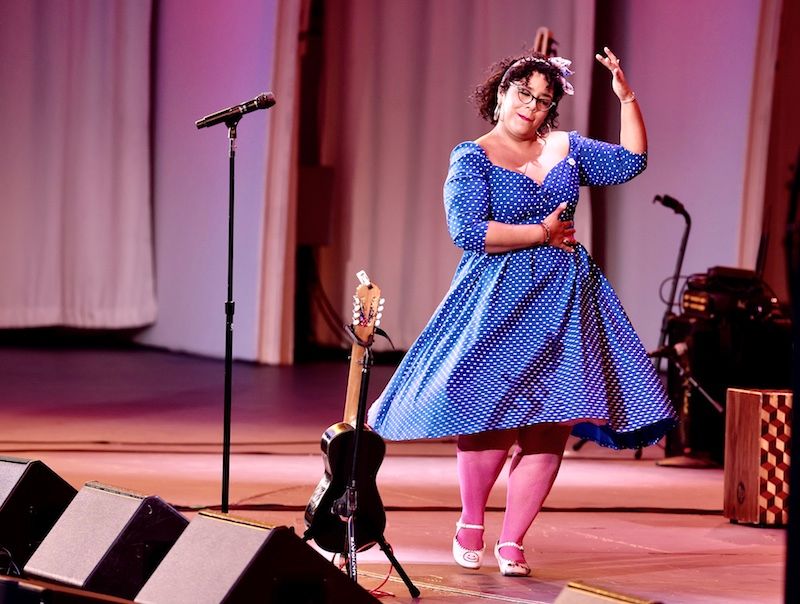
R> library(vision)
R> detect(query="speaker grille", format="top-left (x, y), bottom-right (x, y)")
top-left (0, 457), bottom-right (28, 506)
top-left (24, 482), bottom-right (188, 600)
top-left (25, 485), bottom-right (142, 585)
top-left (136, 513), bottom-right (271, 604)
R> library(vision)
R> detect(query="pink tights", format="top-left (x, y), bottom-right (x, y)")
top-left (455, 424), bottom-right (572, 563)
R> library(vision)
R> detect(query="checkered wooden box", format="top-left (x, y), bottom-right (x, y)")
top-left (724, 388), bottom-right (792, 525)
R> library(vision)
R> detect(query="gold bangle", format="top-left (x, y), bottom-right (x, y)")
top-left (621, 92), bottom-right (636, 104)
top-left (539, 222), bottom-right (551, 245)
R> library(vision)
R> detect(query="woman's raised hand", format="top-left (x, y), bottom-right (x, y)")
top-left (595, 46), bottom-right (634, 103)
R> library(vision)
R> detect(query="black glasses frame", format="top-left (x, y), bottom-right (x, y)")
top-left (511, 83), bottom-right (555, 112)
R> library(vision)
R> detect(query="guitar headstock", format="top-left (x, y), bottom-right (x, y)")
top-left (351, 270), bottom-right (384, 344)
top-left (533, 26), bottom-right (558, 58)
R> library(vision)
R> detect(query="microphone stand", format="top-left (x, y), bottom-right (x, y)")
top-left (653, 195), bottom-right (691, 374)
top-left (196, 94), bottom-right (275, 513)
top-left (649, 195), bottom-right (725, 468)
top-left (220, 117), bottom-right (240, 513)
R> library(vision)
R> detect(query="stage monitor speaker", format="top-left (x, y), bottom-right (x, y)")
top-left (554, 581), bottom-right (664, 603)
top-left (0, 456), bottom-right (77, 570)
top-left (24, 481), bottom-right (188, 601)
top-left (135, 511), bottom-right (379, 604)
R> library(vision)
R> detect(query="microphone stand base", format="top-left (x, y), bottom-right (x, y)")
top-left (656, 454), bottom-right (721, 469)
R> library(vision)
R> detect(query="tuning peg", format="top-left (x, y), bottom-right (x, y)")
top-left (377, 305), bottom-right (384, 312)
top-left (379, 298), bottom-right (385, 304)
top-left (376, 312), bottom-right (382, 320)
top-left (375, 320), bottom-right (381, 327)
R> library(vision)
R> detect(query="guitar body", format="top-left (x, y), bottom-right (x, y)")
top-left (304, 422), bottom-right (387, 553)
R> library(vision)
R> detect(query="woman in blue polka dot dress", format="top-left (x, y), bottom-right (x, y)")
top-left (368, 47), bottom-right (678, 576)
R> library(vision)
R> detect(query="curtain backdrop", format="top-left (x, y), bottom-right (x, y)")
top-left (738, 0), bottom-right (782, 273)
top-left (317, 0), bottom-right (595, 350)
top-left (0, 1), bottom-right (156, 328)
top-left (758, 0), bottom-right (800, 303)
top-left (257, 0), bottom-right (304, 364)
top-left (738, 0), bottom-right (797, 305)
top-left (135, 0), bottom-right (286, 362)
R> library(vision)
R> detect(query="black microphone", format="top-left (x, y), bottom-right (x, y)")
top-left (653, 194), bottom-right (687, 216)
top-left (195, 92), bottom-right (276, 129)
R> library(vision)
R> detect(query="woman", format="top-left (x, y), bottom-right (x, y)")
top-left (368, 47), bottom-right (677, 576)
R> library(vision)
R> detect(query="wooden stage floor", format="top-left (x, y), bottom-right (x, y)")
top-left (0, 345), bottom-right (786, 603)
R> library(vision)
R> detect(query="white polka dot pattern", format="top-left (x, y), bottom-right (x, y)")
top-left (368, 132), bottom-right (678, 449)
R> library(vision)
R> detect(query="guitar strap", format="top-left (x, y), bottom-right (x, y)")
top-left (343, 324), bottom-right (395, 350)
top-left (374, 327), bottom-right (394, 349)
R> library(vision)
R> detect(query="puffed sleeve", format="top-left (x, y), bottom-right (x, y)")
top-left (443, 142), bottom-right (491, 253)
top-left (571, 132), bottom-right (647, 186)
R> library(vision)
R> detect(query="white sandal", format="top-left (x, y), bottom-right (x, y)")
top-left (494, 541), bottom-right (531, 576)
top-left (452, 520), bottom-right (485, 569)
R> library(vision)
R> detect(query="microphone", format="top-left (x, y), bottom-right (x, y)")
top-left (653, 194), bottom-right (687, 216)
top-left (195, 92), bottom-right (276, 129)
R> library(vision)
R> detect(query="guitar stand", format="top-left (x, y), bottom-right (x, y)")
top-left (317, 328), bottom-right (419, 599)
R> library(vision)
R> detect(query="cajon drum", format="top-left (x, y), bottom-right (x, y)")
top-left (724, 388), bottom-right (791, 525)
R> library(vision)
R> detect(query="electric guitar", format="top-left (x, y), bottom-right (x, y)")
top-left (304, 271), bottom-right (387, 553)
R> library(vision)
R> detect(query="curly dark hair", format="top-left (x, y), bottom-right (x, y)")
top-left (471, 51), bottom-right (566, 135)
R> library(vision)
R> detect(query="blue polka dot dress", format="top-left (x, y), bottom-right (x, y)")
top-left (368, 131), bottom-right (678, 449)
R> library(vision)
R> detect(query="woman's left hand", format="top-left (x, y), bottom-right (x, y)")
top-left (595, 46), bottom-right (634, 102)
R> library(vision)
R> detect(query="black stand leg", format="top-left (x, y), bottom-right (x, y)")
top-left (332, 344), bottom-right (419, 598)
top-left (376, 537), bottom-right (421, 598)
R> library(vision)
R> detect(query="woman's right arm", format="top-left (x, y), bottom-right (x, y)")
top-left (445, 145), bottom-right (575, 254)
top-left (485, 204), bottom-right (575, 254)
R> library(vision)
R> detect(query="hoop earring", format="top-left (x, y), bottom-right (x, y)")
top-left (493, 89), bottom-right (505, 123)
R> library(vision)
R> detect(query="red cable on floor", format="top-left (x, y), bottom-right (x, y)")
top-left (335, 548), bottom-right (396, 598)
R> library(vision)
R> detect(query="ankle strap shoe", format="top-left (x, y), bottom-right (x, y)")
top-left (494, 541), bottom-right (531, 576)
top-left (452, 521), bottom-right (485, 569)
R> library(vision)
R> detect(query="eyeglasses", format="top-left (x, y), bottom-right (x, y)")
top-left (512, 83), bottom-right (555, 112)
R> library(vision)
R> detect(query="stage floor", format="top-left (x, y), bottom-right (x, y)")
top-left (0, 345), bottom-right (786, 603)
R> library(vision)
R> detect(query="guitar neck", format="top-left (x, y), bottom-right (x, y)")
top-left (341, 272), bottom-right (383, 426)
top-left (343, 341), bottom-right (366, 426)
